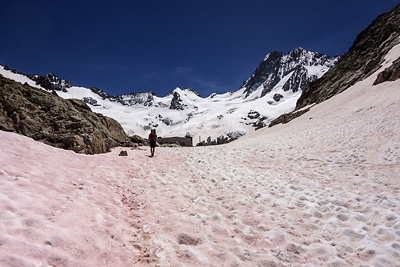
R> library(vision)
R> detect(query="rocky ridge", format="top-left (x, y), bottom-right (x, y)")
top-left (240, 47), bottom-right (339, 98)
top-left (270, 3), bottom-right (400, 127)
top-left (0, 75), bottom-right (128, 154)
top-left (296, 3), bottom-right (400, 110)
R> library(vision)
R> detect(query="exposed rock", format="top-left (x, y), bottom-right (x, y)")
top-left (118, 151), bottom-right (128, 156)
top-left (254, 120), bottom-right (266, 130)
top-left (117, 92), bottom-right (156, 107)
top-left (248, 110), bottom-right (260, 119)
top-left (227, 131), bottom-right (246, 139)
top-left (271, 3), bottom-right (400, 127)
top-left (217, 135), bottom-right (229, 145)
top-left (296, 3), bottom-right (400, 110)
top-left (269, 108), bottom-right (311, 128)
top-left (68, 98), bottom-right (92, 111)
top-left (89, 87), bottom-right (157, 107)
top-left (161, 117), bottom-right (173, 126)
top-left (130, 135), bottom-right (147, 144)
top-left (282, 66), bottom-right (315, 92)
top-left (90, 87), bottom-right (113, 99)
top-left (0, 76), bottom-right (127, 154)
top-left (27, 73), bottom-right (72, 92)
top-left (196, 135), bottom-right (234, 146)
top-left (374, 57), bottom-right (400, 85)
top-left (176, 233), bottom-right (202, 246)
top-left (273, 94), bottom-right (284, 102)
top-left (82, 97), bottom-right (101, 106)
top-left (170, 92), bottom-right (185, 110)
top-left (240, 48), bottom-right (338, 98)
top-left (4, 65), bottom-right (25, 75)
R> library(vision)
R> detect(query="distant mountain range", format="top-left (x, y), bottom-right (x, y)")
top-left (0, 47), bottom-right (339, 145)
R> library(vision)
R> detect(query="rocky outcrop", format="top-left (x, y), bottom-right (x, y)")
top-left (240, 48), bottom-right (338, 98)
top-left (170, 91), bottom-right (185, 110)
top-left (247, 110), bottom-right (261, 119)
top-left (374, 57), bottom-right (400, 85)
top-left (118, 151), bottom-right (128, 156)
top-left (268, 107), bottom-right (311, 128)
top-left (296, 3), bottom-right (400, 110)
top-left (0, 76), bottom-right (127, 154)
top-left (273, 94), bottom-right (284, 102)
top-left (176, 233), bottom-right (202, 246)
top-left (27, 73), bottom-right (72, 92)
top-left (270, 3), bottom-right (400, 127)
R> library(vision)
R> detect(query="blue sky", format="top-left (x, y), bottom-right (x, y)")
top-left (2, 0), bottom-right (398, 97)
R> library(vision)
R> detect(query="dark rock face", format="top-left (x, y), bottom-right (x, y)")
top-left (243, 51), bottom-right (282, 97)
top-left (27, 73), bottom-right (72, 92)
top-left (0, 76), bottom-right (127, 154)
top-left (89, 87), bottom-right (158, 107)
top-left (282, 67), bottom-right (315, 92)
top-left (118, 151), bottom-right (128, 156)
top-left (161, 118), bottom-right (173, 126)
top-left (248, 110), bottom-right (260, 119)
top-left (170, 92), bottom-right (185, 110)
top-left (176, 233), bottom-right (202, 246)
top-left (296, 3), bottom-right (400, 110)
top-left (268, 108), bottom-right (311, 128)
top-left (374, 57), bottom-right (400, 85)
top-left (241, 48), bottom-right (338, 98)
top-left (90, 87), bottom-right (113, 99)
top-left (129, 135), bottom-right (146, 144)
top-left (82, 97), bottom-right (101, 106)
top-left (273, 94), bottom-right (284, 102)
top-left (270, 3), bottom-right (400, 127)
top-left (253, 120), bottom-right (266, 130)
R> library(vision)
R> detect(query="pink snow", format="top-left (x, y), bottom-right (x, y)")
top-left (1, 46), bottom-right (400, 266)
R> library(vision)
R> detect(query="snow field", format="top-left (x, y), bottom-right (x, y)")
top-left (0, 43), bottom-right (399, 266)
top-left (0, 133), bottom-right (138, 266)
top-left (114, 45), bottom-right (400, 266)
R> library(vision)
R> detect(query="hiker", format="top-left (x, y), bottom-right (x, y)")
top-left (149, 129), bottom-right (157, 157)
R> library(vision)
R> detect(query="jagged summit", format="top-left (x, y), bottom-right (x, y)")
top-left (240, 47), bottom-right (339, 99)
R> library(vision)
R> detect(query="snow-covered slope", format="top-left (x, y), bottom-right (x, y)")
top-left (0, 48), bottom-right (338, 145)
top-left (0, 42), bottom-right (399, 267)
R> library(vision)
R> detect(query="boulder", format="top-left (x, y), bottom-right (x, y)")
top-left (373, 57), bottom-right (400, 85)
top-left (130, 134), bottom-right (147, 144)
top-left (0, 76), bottom-right (128, 154)
top-left (273, 94), bottom-right (284, 102)
top-left (118, 151), bottom-right (128, 156)
top-left (176, 233), bottom-right (202, 246)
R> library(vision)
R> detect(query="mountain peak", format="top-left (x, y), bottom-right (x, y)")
top-left (167, 87), bottom-right (201, 97)
top-left (241, 48), bottom-right (339, 98)
top-left (263, 50), bottom-right (283, 62)
top-left (291, 47), bottom-right (307, 53)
